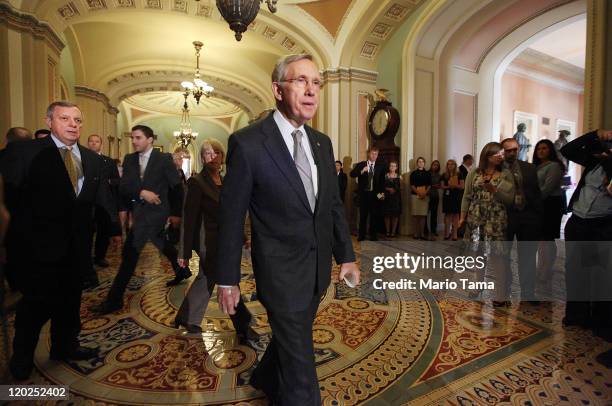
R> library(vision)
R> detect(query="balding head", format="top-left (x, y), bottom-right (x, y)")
top-left (6, 127), bottom-right (32, 144)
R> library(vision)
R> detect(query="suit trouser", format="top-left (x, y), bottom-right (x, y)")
top-left (358, 191), bottom-right (379, 238)
top-left (176, 257), bottom-right (251, 331)
top-left (12, 259), bottom-right (82, 364)
top-left (505, 209), bottom-right (540, 300)
top-left (93, 206), bottom-right (112, 261)
top-left (564, 214), bottom-right (612, 332)
top-left (252, 294), bottom-right (321, 405)
top-left (105, 228), bottom-right (182, 306)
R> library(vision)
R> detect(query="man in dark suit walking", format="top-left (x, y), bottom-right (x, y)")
top-left (87, 134), bottom-right (120, 274)
top-left (502, 138), bottom-right (542, 301)
top-left (1, 101), bottom-right (120, 380)
top-left (335, 160), bottom-right (347, 202)
top-left (92, 125), bottom-right (190, 314)
top-left (350, 147), bottom-right (386, 241)
top-left (216, 54), bottom-right (360, 405)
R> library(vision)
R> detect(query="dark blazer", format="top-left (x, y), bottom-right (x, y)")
top-left (561, 131), bottom-right (609, 211)
top-left (459, 164), bottom-right (469, 180)
top-left (180, 168), bottom-right (221, 278)
top-left (0, 136), bottom-right (118, 283)
top-left (514, 160), bottom-right (543, 213)
top-left (216, 113), bottom-right (355, 312)
top-left (337, 171), bottom-right (347, 201)
top-left (120, 149), bottom-right (182, 248)
top-left (98, 153), bottom-right (120, 209)
top-left (350, 160), bottom-right (386, 194)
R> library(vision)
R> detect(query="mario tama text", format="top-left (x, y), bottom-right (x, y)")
top-left (370, 253), bottom-right (494, 291)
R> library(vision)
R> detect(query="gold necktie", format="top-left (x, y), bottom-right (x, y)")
top-left (63, 146), bottom-right (78, 192)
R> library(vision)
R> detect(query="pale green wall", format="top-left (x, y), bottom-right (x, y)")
top-left (58, 34), bottom-right (76, 101)
top-left (376, 4), bottom-right (427, 147)
top-left (144, 115), bottom-right (229, 154)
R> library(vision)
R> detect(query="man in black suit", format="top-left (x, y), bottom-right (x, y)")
top-left (459, 154), bottom-right (473, 179)
top-left (502, 138), bottom-right (542, 301)
top-left (350, 146), bottom-right (386, 241)
top-left (216, 54), bottom-right (360, 405)
top-left (1, 101), bottom-right (120, 380)
top-left (87, 134), bottom-right (120, 272)
top-left (335, 160), bottom-right (347, 202)
top-left (92, 125), bottom-right (191, 314)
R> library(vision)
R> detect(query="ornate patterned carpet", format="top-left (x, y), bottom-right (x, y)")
top-left (3, 239), bottom-right (612, 405)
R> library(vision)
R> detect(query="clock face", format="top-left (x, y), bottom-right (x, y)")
top-left (372, 109), bottom-right (389, 136)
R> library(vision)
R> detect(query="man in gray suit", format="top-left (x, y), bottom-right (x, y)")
top-left (92, 125), bottom-right (190, 314)
top-left (216, 54), bottom-right (360, 405)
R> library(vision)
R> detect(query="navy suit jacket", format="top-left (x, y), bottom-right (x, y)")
top-left (120, 149), bottom-right (182, 249)
top-left (216, 113), bottom-right (355, 312)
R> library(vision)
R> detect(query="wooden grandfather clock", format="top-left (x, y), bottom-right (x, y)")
top-left (368, 89), bottom-right (400, 165)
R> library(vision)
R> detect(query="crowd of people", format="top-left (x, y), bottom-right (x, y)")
top-left (0, 51), bottom-right (610, 398)
top-left (0, 54), bottom-right (362, 404)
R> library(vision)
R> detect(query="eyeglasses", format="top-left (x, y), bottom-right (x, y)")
top-left (279, 77), bottom-right (322, 89)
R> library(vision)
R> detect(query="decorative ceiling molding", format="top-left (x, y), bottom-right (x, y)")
top-left (321, 67), bottom-right (378, 84)
top-left (0, 2), bottom-right (65, 54)
top-left (75, 85), bottom-right (119, 114)
top-left (42, 0), bottom-right (308, 57)
top-left (505, 63), bottom-right (584, 94)
top-left (518, 47), bottom-right (584, 81)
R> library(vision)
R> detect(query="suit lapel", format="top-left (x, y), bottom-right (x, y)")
top-left (78, 144), bottom-right (93, 198)
top-left (142, 148), bottom-right (158, 183)
top-left (262, 115), bottom-right (312, 212)
top-left (42, 136), bottom-right (77, 198)
top-left (304, 126), bottom-right (323, 213)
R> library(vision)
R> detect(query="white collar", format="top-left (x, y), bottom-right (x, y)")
top-left (50, 133), bottom-right (78, 151)
top-left (140, 146), bottom-right (153, 159)
top-left (273, 110), bottom-right (306, 137)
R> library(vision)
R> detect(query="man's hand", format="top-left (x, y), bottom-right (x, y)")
top-left (596, 129), bottom-right (612, 142)
top-left (217, 286), bottom-right (241, 315)
top-left (178, 258), bottom-right (188, 268)
top-left (119, 211), bottom-right (127, 228)
top-left (168, 216), bottom-right (181, 228)
top-left (140, 190), bottom-right (161, 205)
top-left (361, 165), bottom-right (369, 174)
top-left (338, 262), bottom-right (360, 287)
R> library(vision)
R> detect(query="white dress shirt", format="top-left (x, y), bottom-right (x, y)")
top-left (273, 110), bottom-right (319, 196)
top-left (139, 146), bottom-right (153, 178)
top-left (50, 134), bottom-right (84, 195)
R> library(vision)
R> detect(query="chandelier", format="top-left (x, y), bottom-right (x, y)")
top-left (174, 93), bottom-right (198, 148)
top-left (216, 0), bottom-right (278, 41)
top-left (181, 41), bottom-right (214, 104)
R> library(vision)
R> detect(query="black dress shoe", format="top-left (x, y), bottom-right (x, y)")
top-left (83, 279), bottom-right (100, 289)
top-left (50, 346), bottom-right (99, 361)
top-left (94, 258), bottom-right (109, 268)
top-left (174, 319), bottom-right (203, 334)
top-left (9, 356), bottom-right (33, 380)
top-left (596, 349), bottom-right (612, 368)
top-left (236, 325), bottom-right (258, 343)
top-left (91, 301), bottom-right (122, 315)
top-left (166, 268), bottom-right (192, 287)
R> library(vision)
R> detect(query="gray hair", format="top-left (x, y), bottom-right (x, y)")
top-left (46, 101), bottom-right (81, 119)
top-left (271, 54), bottom-right (314, 82)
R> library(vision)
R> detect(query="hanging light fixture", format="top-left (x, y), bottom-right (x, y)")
top-left (181, 41), bottom-right (214, 104)
top-left (216, 0), bottom-right (278, 41)
top-left (174, 93), bottom-right (198, 148)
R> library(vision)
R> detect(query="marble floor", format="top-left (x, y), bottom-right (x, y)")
top-left (1, 238), bottom-right (611, 405)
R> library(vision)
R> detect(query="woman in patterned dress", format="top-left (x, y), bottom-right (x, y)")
top-left (460, 142), bottom-right (515, 304)
top-left (383, 161), bottom-right (401, 237)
